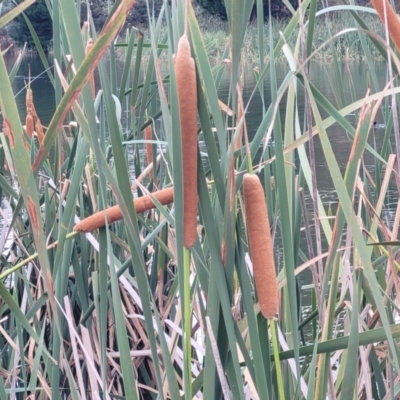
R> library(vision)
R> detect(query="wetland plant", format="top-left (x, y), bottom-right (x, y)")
top-left (1, 0), bottom-right (400, 399)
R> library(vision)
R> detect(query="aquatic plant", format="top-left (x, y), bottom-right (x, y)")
top-left (0, 0), bottom-right (400, 399)
top-left (243, 172), bottom-right (278, 319)
top-left (73, 186), bottom-right (174, 233)
top-left (173, 32), bottom-right (198, 249)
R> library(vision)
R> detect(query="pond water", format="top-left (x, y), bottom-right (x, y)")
top-left (1, 55), bottom-right (397, 301)
top-left (4, 55), bottom-right (392, 184)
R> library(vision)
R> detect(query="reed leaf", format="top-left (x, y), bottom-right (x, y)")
top-left (0, 0), bottom-right (35, 29)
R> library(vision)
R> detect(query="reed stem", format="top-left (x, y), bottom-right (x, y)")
top-left (183, 247), bottom-right (192, 399)
top-left (270, 318), bottom-right (284, 400)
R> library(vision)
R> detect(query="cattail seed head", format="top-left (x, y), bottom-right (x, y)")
top-left (26, 114), bottom-right (34, 138)
top-left (243, 173), bottom-right (279, 319)
top-left (26, 88), bottom-right (33, 113)
top-left (370, 0), bottom-right (400, 53)
top-left (73, 187), bottom-right (174, 233)
top-left (174, 34), bottom-right (198, 248)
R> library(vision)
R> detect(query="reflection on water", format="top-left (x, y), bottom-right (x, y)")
top-left (5, 55), bottom-right (56, 125)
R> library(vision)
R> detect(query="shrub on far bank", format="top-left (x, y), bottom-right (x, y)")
top-left (9, 0), bottom-right (52, 51)
top-left (197, 0), bottom-right (298, 20)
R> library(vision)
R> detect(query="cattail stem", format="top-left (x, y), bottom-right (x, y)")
top-left (183, 247), bottom-right (192, 396)
top-left (73, 187), bottom-right (174, 233)
top-left (26, 114), bottom-right (34, 138)
top-left (174, 34), bottom-right (198, 248)
top-left (371, 0), bottom-right (400, 52)
top-left (144, 124), bottom-right (153, 180)
top-left (243, 173), bottom-right (278, 319)
top-left (270, 318), bottom-right (284, 400)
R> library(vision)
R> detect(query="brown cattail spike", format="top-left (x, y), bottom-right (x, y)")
top-left (26, 114), bottom-right (34, 138)
top-left (73, 187), bottom-right (174, 233)
top-left (370, 0), bottom-right (400, 53)
top-left (243, 173), bottom-right (279, 319)
top-left (174, 34), bottom-right (198, 248)
top-left (26, 65), bottom-right (33, 113)
top-left (24, 66), bottom-right (45, 144)
top-left (26, 88), bottom-right (33, 114)
top-left (25, 66), bottom-right (34, 138)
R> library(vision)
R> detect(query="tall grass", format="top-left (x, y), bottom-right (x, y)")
top-left (1, 0), bottom-right (400, 399)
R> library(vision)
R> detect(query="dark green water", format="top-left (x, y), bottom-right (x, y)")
top-left (5, 55), bottom-right (391, 193)
top-left (5, 55), bottom-right (56, 125)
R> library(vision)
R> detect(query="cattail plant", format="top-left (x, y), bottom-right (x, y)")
top-left (370, 0), bottom-right (400, 52)
top-left (25, 71), bottom-right (34, 138)
top-left (174, 33), bottom-right (198, 248)
top-left (25, 113), bottom-right (34, 138)
top-left (73, 187), bottom-right (174, 233)
top-left (243, 173), bottom-right (279, 319)
top-left (25, 71), bottom-right (45, 144)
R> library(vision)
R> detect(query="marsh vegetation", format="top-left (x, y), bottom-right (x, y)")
top-left (2, 1), bottom-right (400, 399)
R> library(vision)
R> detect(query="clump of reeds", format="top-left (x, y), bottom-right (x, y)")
top-left (370, 0), bottom-right (400, 53)
top-left (73, 187), bottom-right (174, 232)
top-left (243, 173), bottom-right (279, 319)
top-left (174, 33), bottom-right (198, 248)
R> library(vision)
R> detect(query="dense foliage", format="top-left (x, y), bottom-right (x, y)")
top-left (6, 0), bottom-right (302, 52)
top-left (7, 0), bottom-right (163, 49)
top-left (126, 0), bottom-right (164, 25)
top-left (196, 0), bottom-right (226, 17)
top-left (3, 0), bottom-right (400, 398)
top-left (10, 0), bottom-right (52, 50)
